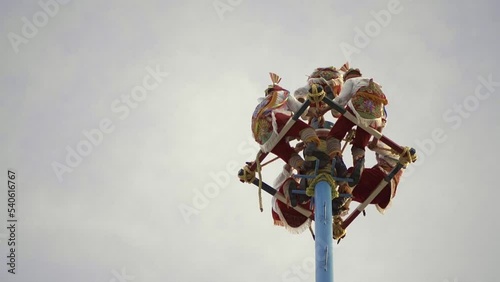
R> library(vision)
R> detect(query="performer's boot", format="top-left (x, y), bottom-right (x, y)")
top-left (332, 197), bottom-right (349, 216)
top-left (332, 183), bottom-right (353, 216)
top-left (333, 155), bottom-right (347, 178)
top-left (302, 150), bottom-right (330, 172)
top-left (288, 181), bottom-right (299, 207)
top-left (348, 156), bottom-right (365, 187)
top-left (326, 139), bottom-right (348, 183)
top-left (288, 180), bottom-right (310, 207)
top-left (351, 146), bottom-right (365, 165)
top-left (302, 133), bottom-right (329, 171)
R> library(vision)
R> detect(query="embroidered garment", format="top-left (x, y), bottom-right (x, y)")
top-left (271, 177), bottom-right (312, 234)
top-left (252, 90), bottom-right (290, 144)
top-left (333, 77), bottom-right (388, 128)
top-left (351, 79), bottom-right (388, 119)
top-left (251, 89), bottom-right (305, 152)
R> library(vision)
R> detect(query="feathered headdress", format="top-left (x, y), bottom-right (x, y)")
top-left (309, 66), bottom-right (341, 81)
top-left (265, 72), bottom-right (284, 95)
top-left (339, 62), bottom-right (350, 72)
top-left (341, 62), bottom-right (362, 80)
top-left (269, 72), bottom-right (281, 85)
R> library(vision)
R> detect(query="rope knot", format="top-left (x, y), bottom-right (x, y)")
top-left (307, 84), bottom-right (326, 104)
top-left (238, 165), bottom-right (256, 183)
top-left (398, 146), bottom-right (417, 167)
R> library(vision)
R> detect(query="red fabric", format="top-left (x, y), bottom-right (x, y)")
top-left (270, 112), bottom-right (312, 163)
top-left (328, 107), bottom-right (371, 149)
top-left (348, 165), bottom-right (403, 209)
top-left (272, 179), bottom-right (312, 228)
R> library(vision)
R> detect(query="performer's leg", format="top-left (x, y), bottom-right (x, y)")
top-left (274, 113), bottom-right (328, 170)
top-left (348, 156), bottom-right (365, 187)
top-left (350, 167), bottom-right (387, 205)
top-left (275, 179), bottom-right (311, 230)
top-left (332, 182), bottom-right (353, 216)
top-left (271, 141), bottom-right (304, 170)
top-left (274, 113), bottom-right (319, 145)
top-left (351, 126), bottom-right (372, 162)
top-left (326, 107), bottom-right (356, 157)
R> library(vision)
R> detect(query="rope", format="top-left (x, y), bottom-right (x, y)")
top-left (240, 142), bottom-right (307, 213)
top-left (373, 144), bottom-right (418, 166)
top-left (305, 169), bottom-right (339, 199)
top-left (256, 156), bottom-right (263, 212)
top-left (307, 86), bottom-right (325, 104)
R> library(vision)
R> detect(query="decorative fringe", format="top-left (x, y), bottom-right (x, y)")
top-left (273, 217), bottom-right (312, 236)
top-left (273, 219), bottom-right (286, 227)
top-left (272, 195), bottom-right (312, 235)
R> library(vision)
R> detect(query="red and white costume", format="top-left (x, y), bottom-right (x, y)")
top-left (350, 142), bottom-right (403, 214)
top-left (327, 76), bottom-right (388, 157)
top-left (294, 67), bottom-right (343, 127)
top-left (271, 166), bottom-right (312, 233)
top-left (251, 85), bottom-right (318, 168)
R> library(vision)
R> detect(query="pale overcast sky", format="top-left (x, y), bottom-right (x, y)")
top-left (1, 1), bottom-right (499, 282)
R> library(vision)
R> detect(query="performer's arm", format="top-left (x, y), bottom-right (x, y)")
top-left (287, 92), bottom-right (309, 119)
top-left (333, 79), bottom-right (355, 108)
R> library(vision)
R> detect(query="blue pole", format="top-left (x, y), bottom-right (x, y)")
top-left (314, 181), bottom-right (334, 282)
